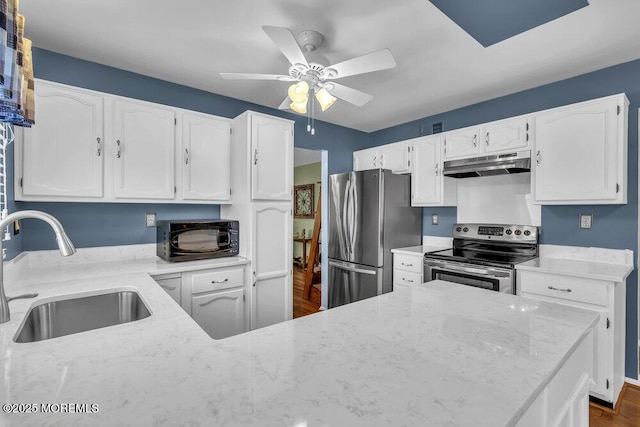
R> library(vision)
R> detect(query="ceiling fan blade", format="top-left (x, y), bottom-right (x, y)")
top-left (277, 97), bottom-right (291, 110)
top-left (262, 26), bottom-right (309, 67)
top-left (328, 49), bottom-right (396, 79)
top-left (326, 83), bottom-right (373, 107)
top-left (220, 72), bottom-right (295, 81)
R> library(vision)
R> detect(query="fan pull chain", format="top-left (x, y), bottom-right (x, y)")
top-left (311, 94), bottom-right (315, 135)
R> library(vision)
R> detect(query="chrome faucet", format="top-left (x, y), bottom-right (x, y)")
top-left (0, 210), bottom-right (76, 324)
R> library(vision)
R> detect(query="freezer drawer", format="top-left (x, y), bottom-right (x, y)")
top-left (328, 259), bottom-right (383, 308)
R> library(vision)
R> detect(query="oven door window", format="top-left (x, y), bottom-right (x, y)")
top-left (430, 268), bottom-right (500, 292)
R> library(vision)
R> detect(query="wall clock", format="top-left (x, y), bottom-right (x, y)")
top-left (294, 184), bottom-right (314, 218)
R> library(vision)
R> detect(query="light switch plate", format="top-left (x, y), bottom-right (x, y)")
top-left (432, 214), bottom-right (439, 225)
top-left (146, 213), bottom-right (157, 228)
top-left (579, 214), bottom-right (593, 229)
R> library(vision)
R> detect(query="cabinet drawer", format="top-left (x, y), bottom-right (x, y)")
top-left (518, 270), bottom-right (609, 307)
top-left (394, 254), bottom-right (423, 273)
top-left (394, 270), bottom-right (422, 286)
top-left (186, 268), bottom-right (244, 294)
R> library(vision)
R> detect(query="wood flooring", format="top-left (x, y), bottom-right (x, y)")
top-left (589, 383), bottom-right (640, 426)
top-left (292, 265), bottom-right (321, 319)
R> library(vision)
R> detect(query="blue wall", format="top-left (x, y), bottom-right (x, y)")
top-left (15, 48), bottom-right (368, 253)
top-left (370, 59), bottom-right (640, 379)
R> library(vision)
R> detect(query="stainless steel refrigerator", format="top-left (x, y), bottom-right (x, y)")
top-left (328, 169), bottom-right (421, 308)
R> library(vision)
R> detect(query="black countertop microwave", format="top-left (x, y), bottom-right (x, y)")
top-left (156, 219), bottom-right (239, 262)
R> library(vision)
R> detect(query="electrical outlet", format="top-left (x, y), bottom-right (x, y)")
top-left (146, 213), bottom-right (157, 228)
top-left (2, 248), bottom-right (6, 260)
top-left (432, 214), bottom-right (439, 225)
top-left (579, 214), bottom-right (593, 229)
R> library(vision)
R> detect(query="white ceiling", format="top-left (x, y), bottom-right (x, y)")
top-left (20, 0), bottom-right (640, 132)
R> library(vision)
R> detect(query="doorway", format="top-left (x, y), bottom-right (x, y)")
top-left (292, 147), bottom-right (327, 318)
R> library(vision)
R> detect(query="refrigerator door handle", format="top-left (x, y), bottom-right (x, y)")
top-left (329, 261), bottom-right (376, 275)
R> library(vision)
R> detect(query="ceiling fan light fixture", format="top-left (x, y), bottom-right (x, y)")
top-left (315, 88), bottom-right (337, 111)
top-left (288, 81), bottom-right (309, 104)
top-left (290, 99), bottom-right (307, 114)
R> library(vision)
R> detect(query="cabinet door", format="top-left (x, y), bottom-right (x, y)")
top-left (252, 203), bottom-right (292, 329)
top-left (379, 142), bottom-right (411, 173)
top-left (589, 312), bottom-right (610, 397)
top-left (251, 114), bottom-right (293, 200)
top-left (411, 136), bottom-right (441, 205)
top-left (443, 127), bottom-right (480, 159)
top-left (153, 275), bottom-right (182, 305)
top-left (182, 112), bottom-right (231, 201)
top-left (191, 288), bottom-right (244, 339)
top-left (21, 82), bottom-right (104, 198)
top-left (353, 148), bottom-right (378, 171)
top-left (534, 98), bottom-right (619, 202)
top-left (112, 99), bottom-right (176, 199)
top-left (483, 117), bottom-right (529, 154)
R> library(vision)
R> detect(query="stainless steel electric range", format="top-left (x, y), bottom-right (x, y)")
top-left (424, 223), bottom-right (539, 294)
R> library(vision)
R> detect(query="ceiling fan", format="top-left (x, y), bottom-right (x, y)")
top-left (220, 26), bottom-right (397, 131)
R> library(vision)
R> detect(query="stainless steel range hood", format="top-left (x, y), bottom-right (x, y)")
top-left (443, 150), bottom-right (531, 178)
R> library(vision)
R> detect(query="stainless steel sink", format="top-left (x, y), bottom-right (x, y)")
top-left (14, 291), bottom-right (151, 343)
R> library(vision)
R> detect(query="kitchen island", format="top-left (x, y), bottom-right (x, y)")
top-left (1, 259), bottom-right (597, 426)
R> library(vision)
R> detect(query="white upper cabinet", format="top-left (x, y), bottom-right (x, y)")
top-left (379, 141), bottom-right (411, 173)
top-left (181, 112), bottom-right (231, 202)
top-left (16, 80), bottom-right (232, 204)
top-left (112, 99), bottom-right (176, 199)
top-left (444, 117), bottom-right (530, 160)
top-left (250, 113), bottom-right (293, 201)
top-left (353, 141), bottom-right (411, 173)
top-left (19, 81), bottom-right (104, 198)
top-left (533, 94), bottom-right (628, 204)
top-left (410, 135), bottom-right (456, 206)
top-left (443, 127), bottom-right (480, 159)
top-left (353, 147), bottom-right (378, 171)
top-left (483, 117), bottom-right (529, 153)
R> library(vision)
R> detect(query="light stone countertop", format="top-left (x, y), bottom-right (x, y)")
top-left (390, 245), bottom-right (449, 256)
top-left (0, 253), bottom-right (597, 427)
top-left (515, 245), bottom-right (633, 283)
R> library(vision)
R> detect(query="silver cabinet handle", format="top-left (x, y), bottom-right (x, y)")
top-left (401, 262), bottom-right (413, 267)
top-left (211, 278), bottom-right (229, 284)
top-left (473, 134), bottom-right (477, 147)
top-left (380, 154), bottom-right (384, 167)
top-left (536, 150), bottom-right (541, 165)
top-left (185, 148), bottom-right (190, 165)
top-left (116, 140), bottom-right (122, 158)
top-left (96, 137), bottom-right (102, 156)
top-left (402, 278), bottom-right (414, 283)
top-left (435, 163), bottom-right (439, 176)
top-left (548, 286), bottom-right (572, 293)
top-left (373, 156), bottom-right (377, 167)
top-left (254, 149), bottom-right (258, 165)
top-left (485, 132), bottom-right (490, 146)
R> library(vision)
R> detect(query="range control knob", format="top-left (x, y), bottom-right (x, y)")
top-left (514, 229), bottom-right (522, 236)
top-left (524, 230), bottom-right (531, 236)
top-left (456, 227), bottom-right (462, 232)
top-left (505, 229), bottom-right (512, 235)
top-left (463, 227), bottom-right (469, 232)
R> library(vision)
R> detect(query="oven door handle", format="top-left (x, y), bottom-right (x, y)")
top-left (425, 260), bottom-right (509, 277)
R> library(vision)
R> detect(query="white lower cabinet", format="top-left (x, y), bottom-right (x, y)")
top-left (151, 272), bottom-right (182, 305)
top-left (517, 269), bottom-right (626, 405)
top-left (152, 264), bottom-right (248, 340)
top-left (191, 288), bottom-right (244, 340)
top-left (393, 252), bottom-right (424, 287)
